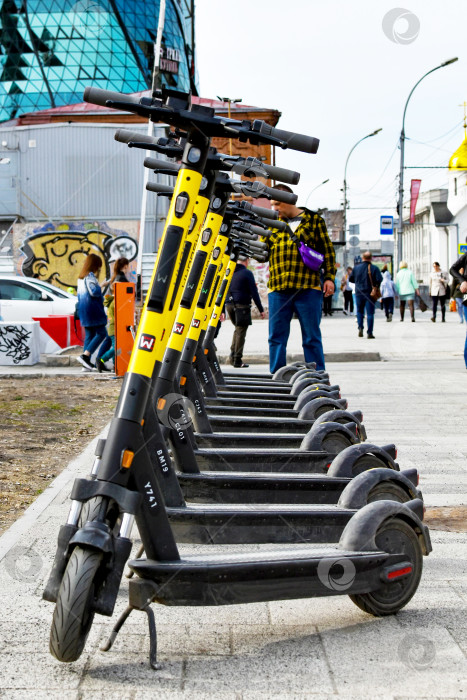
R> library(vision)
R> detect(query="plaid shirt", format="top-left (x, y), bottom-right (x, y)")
top-left (263, 208), bottom-right (336, 292)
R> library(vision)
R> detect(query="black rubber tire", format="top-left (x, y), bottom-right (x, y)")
top-left (78, 497), bottom-right (102, 526)
top-left (321, 431), bottom-right (353, 453)
top-left (314, 402), bottom-right (339, 418)
top-left (367, 482), bottom-right (410, 504)
top-left (349, 519), bottom-right (423, 616)
top-left (351, 454), bottom-right (387, 477)
top-left (50, 547), bottom-right (103, 662)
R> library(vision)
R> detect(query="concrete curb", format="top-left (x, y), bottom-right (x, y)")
top-left (218, 352), bottom-right (381, 364)
top-left (0, 426), bottom-right (109, 561)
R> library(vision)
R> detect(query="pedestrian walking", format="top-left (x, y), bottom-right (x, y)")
top-left (449, 253), bottom-right (467, 369)
top-left (349, 251), bottom-right (382, 339)
top-left (395, 261), bottom-right (419, 322)
top-left (341, 266), bottom-right (354, 315)
top-left (429, 261), bottom-right (449, 323)
top-left (263, 185), bottom-right (336, 372)
top-left (380, 265), bottom-right (396, 322)
top-left (225, 256), bottom-right (265, 368)
top-left (76, 253), bottom-right (109, 371)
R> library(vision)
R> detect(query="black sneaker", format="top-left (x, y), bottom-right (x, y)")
top-left (233, 363), bottom-right (249, 368)
top-left (96, 358), bottom-right (111, 373)
top-left (358, 328), bottom-right (364, 337)
top-left (77, 354), bottom-right (93, 370)
top-left (367, 333), bottom-right (375, 339)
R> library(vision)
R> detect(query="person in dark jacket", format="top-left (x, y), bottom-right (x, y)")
top-left (349, 251), bottom-right (383, 339)
top-left (225, 256), bottom-right (265, 368)
top-left (76, 253), bottom-right (109, 370)
top-left (450, 253), bottom-right (467, 368)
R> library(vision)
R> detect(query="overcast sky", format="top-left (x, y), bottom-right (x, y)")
top-left (195, 0), bottom-right (466, 240)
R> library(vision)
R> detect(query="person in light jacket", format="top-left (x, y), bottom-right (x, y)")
top-left (429, 261), bottom-right (449, 323)
top-left (380, 266), bottom-right (397, 322)
top-left (76, 253), bottom-right (108, 370)
top-left (395, 261), bottom-right (419, 322)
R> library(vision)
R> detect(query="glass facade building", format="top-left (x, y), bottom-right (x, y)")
top-left (0, 0), bottom-right (196, 121)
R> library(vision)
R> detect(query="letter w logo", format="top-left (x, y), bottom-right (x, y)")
top-left (139, 334), bottom-right (156, 352)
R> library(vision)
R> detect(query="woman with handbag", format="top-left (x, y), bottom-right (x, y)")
top-left (225, 256), bottom-right (265, 368)
top-left (395, 261), bottom-right (419, 322)
top-left (429, 262), bottom-right (449, 322)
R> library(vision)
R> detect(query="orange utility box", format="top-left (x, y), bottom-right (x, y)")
top-left (114, 282), bottom-right (136, 376)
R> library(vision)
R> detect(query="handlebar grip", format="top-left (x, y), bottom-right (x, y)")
top-left (84, 87), bottom-right (141, 108)
top-left (115, 129), bottom-right (157, 146)
top-left (144, 156), bottom-right (180, 173)
top-left (146, 182), bottom-right (174, 194)
top-left (259, 217), bottom-right (286, 231)
top-left (262, 163), bottom-right (300, 185)
top-left (256, 121), bottom-right (319, 154)
top-left (247, 240), bottom-right (269, 252)
top-left (264, 185), bottom-right (297, 204)
top-left (249, 203), bottom-right (278, 219)
top-left (248, 224), bottom-right (269, 237)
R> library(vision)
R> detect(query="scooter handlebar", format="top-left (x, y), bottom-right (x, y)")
top-left (259, 216), bottom-right (286, 231)
top-left (144, 156), bottom-right (180, 173)
top-left (263, 185), bottom-right (297, 204)
top-left (115, 128), bottom-right (157, 146)
top-left (146, 182), bottom-right (174, 194)
top-left (84, 87), bottom-right (141, 108)
top-left (249, 203), bottom-right (278, 220)
top-left (262, 163), bottom-right (300, 185)
top-left (255, 121), bottom-right (320, 154)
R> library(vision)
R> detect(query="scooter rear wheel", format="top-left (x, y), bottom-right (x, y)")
top-left (367, 482), bottom-right (410, 504)
top-left (50, 546), bottom-right (103, 662)
top-left (321, 430), bottom-right (354, 453)
top-left (351, 454), bottom-right (387, 477)
top-left (349, 519), bottom-right (422, 616)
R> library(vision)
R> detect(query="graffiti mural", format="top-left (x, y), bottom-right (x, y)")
top-left (0, 325), bottom-right (32, 364)
top-left (19, 222), bottom-right (138, 292)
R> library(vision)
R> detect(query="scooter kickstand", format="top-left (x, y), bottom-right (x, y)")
top-left (126, 543), bottom-right (145, 578)
top-left (100, 603), bottom-right (159, 670)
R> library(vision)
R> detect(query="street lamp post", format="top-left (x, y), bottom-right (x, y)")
top-left (396, 57), bottom-right (458, 266)
top-left (343, 129), bottom-right (382, 254)
top-left (304, 178), bottom-right (329, 208)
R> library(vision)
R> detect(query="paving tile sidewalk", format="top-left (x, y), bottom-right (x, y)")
top-left (0, 357), bottom-right (466, 698)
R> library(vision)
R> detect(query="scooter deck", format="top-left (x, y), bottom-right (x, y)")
top-left (129, 547), bottom-right (404, 605)
top-left (177, 470), bottom-right (349, 504)
top-left (213, 390), bottom-right (298, 401)
top-left (206, 405), bottom-right (301, 417)
top-left (194, 447), bottom-right (331, 472)
top-left (195, 431), bottom-right (306, 447)
top-left (207, 415), bottom-right (313, 433)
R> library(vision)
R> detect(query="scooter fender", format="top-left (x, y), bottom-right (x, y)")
top-left (300, 421), bottom-right (359, 451)
top-left (327, 443), bottom-right (399, 478)
top-left (300, 407), bottom-right (363, 426)
top-left (337, 468), bottom-right (422, 509)
top-left (291, 378), bottom-right (339, 396)
top-left (294, 396), bottom-right (348, 417)
top-left (298, 382), bottom-right (339, 396)
top-left (338, 498), bottom-right (432, 554)
top-left (69, 520), bottom-right (114, 554)
top-left (289, 370), bottom-right (330, 384)
top-left (273, 365), bottom-right (304, 381)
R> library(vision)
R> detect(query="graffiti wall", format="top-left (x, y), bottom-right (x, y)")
top-left (13, 220), bottom-right (139, 291)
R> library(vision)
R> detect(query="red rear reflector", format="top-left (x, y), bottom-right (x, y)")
top-left (395, 449), bottom-right (398, 459)
top-left (326, 462), bottom-right (331, 470)
top-left (417, 473), bottom-right (419, 486)
top-left (388, 566), bottom-right (412, 580)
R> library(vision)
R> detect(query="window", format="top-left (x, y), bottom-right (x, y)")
top-left (0, 280), bottom-right (43, 301)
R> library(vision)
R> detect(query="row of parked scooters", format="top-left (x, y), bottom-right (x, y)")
top-left (43, 86), bottom-right (431, 669)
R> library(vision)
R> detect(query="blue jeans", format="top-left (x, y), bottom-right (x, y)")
top-left (100, 335), bottom-right (115, 364)
top-left (268, 289), bottom-right (325, 372)
top-left (356, 293), bottom-right (376, 335)
top-left (84, 324), bottom-right (108, 357)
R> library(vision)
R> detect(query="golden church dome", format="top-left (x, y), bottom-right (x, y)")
top-left (449, 136), bottom-right (467, 170)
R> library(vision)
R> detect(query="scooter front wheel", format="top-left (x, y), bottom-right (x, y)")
top-left (50, 546), bottom-right (103, 662)
top-left (349, 519), bottom-right (423, 616)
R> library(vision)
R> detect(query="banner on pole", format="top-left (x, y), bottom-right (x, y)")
top-left (409, 179), bottom-right (422, 224)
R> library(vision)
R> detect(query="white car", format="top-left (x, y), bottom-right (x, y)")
top-left (0, 275), bottom-right (76, 322)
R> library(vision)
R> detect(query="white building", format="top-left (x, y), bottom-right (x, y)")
top-left (402, 127), bottom-right (467, 283)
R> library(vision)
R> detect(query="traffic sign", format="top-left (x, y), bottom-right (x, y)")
top-left (458, 244), bottom-right (467, 256)
top-left (380, 215), bottom-right (394, 235)
top-left (349, 236), bottom-right (360, 247)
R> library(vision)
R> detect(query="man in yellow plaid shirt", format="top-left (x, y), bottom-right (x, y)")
top-left (263, 185), bottom-right (336, 372)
